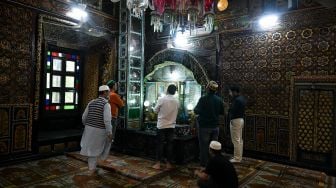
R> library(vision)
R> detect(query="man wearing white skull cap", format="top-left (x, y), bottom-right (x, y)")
top-left (194, 141), bottom-right (238, 188)
top-left (80, 85), bottom-right (113, 175)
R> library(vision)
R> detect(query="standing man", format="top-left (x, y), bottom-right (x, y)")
top-left (194, 141), bottom-right (238, 188)
top-left (80, 85), bottom-right (113, 175)
top-left (228, 85), bottom-right (246, 163)
top-left (107, 80), bottom-right (125, 143)
top-left (152, 84), bottom-right (179, 170)
top-left (194, 81), bottom-right (224, 167)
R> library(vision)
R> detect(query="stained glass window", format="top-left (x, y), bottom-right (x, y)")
top-left (44, 49), bottom-right (81, 111)
top-left (52, 92), bottom-right (60, 103)
top-left (46, 73), bottom-right (50, 88)
top-left (65, 92), bottom-right (74, 103)
top-left (65, 76), bottom-right (75, 88)
top-left (53, 59), bottom-right (62, 71)
top-left (52, 75), bottom-right (61, 87)
top-left (66, 61), bottom-right (75, 72)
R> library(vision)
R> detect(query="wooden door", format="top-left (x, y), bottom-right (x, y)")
top-left (293, 83), bottom-right (336, 168)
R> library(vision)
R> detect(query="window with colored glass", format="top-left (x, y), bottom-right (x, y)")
top-left (44, 49), bottom-right (80, 111)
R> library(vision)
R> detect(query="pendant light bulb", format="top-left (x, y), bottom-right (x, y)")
top-left (217, 0), bottom-right (228, 11)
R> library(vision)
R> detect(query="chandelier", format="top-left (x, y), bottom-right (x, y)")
top-left (150, 0), bottom-right (216, 36)
top-left (127, 0), bottom-right (151, 18)
top-left (125, 0), bottom-right (228, 36)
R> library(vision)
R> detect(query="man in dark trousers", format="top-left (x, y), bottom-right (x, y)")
top-left (152, 84), bottom-right (179, 170)
top-left (106, 80), bottom-right (124, 143)
top-left (194, 81), bottom-right (224, 167)
top-left (194, 141), bottom-right (238, 188)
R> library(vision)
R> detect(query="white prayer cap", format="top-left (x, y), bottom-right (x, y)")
top-left (207, 81), bottom-right (218, 91)
top-left (209, 141), bottom-right (221, 150)
top-left (99, 85), bottom-right (110, 92)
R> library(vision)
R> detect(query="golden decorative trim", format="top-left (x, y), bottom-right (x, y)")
top-left (34, 15), bottom-right (42, 120)
top-left (289, 76), bottom-right (295, 161)
top-left (294, 76), bottom-right (336, 83)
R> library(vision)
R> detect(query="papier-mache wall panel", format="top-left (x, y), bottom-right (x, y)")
top-left (0, 104), bottom-right (32, 155)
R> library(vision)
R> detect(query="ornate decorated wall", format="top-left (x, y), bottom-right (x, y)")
top-left (0, 2), bottom-right (35, 158)
top-left (218, 7), bottom-right (336, 167)
top-left (144, 0), bottom-right (336, 170)
top-left (0, 0), bottom-right (118, 160)
top-left (0, 2), bottom-right (34, 104)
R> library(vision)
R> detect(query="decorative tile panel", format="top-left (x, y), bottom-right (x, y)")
top-left (219, 8), bottom-right (336, 158)
top-left (0, 104), bottom-right (32, 155)
top-left (0, 107), bottom-right (10, 138)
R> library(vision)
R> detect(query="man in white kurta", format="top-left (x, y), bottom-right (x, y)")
top-left (152, 84), bottom-right (179, 170)
top-left (80, 85), bottom-right (113, 174)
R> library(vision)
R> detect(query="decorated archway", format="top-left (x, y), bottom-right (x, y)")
top-left (145, 48), bottom-right (209, 87)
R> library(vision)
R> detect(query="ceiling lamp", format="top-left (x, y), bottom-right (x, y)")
top-left (259, 14), bottom-right (279, 29)
top-left (150, 0), bottom-right (165, 32)
top-left (150, 0), bottom-right (216, 36)
top-left (127, 0), bottom-right (150, 18)
top-left (217, 0), bottom-right (228, 11)
top-left (66, 3), bottom-right (88, 22)
top-left (187, 0), bottom-right (199, 36)
top-left (204, 0), bottom-right (215, 32)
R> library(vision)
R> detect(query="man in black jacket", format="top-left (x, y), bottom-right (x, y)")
top-left (228, 85), bottom-right (246, 163)
top-left (194, 81), bottom-right (224, 167)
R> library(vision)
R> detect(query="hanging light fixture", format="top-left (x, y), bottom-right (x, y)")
top-left (164, 0), bottom-right (178, 35)
top-left (217, 0), bottom-right (228, 11)
top-left (127, 0), bottom-right (150, 18)
top-left (150, 0), bottom-right (165, 32)
top-left (187, 0), bottom-right (199, 36)
top-left (149, 0), bottom-right (221, 36)
top-left (203, 0), bottom-right (215, 32)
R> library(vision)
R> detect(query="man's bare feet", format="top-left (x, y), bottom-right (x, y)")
top-left (97, 159), bottom-right (107, 166)
top-left (166, 162), bottom-right (173, 169)
top-left (88, 169), bottom-right (97, 176)
top-left (152, 162), bottom-right (161, 170)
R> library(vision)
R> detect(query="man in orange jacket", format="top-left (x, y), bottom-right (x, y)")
top-left (107, 80), bottom-right (125, 143)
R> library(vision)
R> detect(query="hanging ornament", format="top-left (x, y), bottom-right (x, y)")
top-left (203, 0), bottom-right (214, 32)
top-left (127, 0), bottom-right (149, 18)
top-left (204, 0), bottom-right (214, 12)
top-left (204, 13), bottom-right (214, 31)
top-left (217, 0), bottom-right (228, 11)
top-left (150, 0), bottom-right (165, 32)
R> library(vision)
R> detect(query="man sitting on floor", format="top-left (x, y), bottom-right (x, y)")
top-left (194, 141), bottom-right (238, 188)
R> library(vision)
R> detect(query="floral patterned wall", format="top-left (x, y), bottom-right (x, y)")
top-left (0, 2), bottom-right (34, 104)
top-left (218, 7), bottom-right (336, 158)
top-left (0, 0), bottom-right (117, 158)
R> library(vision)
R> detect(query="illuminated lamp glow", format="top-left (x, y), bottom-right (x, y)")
top-left (258, 14), bottom-right (279, 29)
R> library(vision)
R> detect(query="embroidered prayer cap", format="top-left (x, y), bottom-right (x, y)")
top-left (99, 85), bottom-right (110, 92)
top-left (209, 141), bottom-right (221, 150)
top-left (207, 80), bottom-right (218, 91)
top-left (106, 80), bottom-right (116, 87)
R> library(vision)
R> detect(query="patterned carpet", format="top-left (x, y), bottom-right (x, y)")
top-left (0, 155), bottom-right (140, 187)
top-left (67, 152), bottom-right (171, 182)
top-left (0, 152), bottom-right (335, 188)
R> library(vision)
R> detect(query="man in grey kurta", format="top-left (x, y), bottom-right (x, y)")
top-left (80, 85), bottom-right (113, 175)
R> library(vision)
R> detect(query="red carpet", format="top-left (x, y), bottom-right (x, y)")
top-left (67, 151), bottom-right (171, 181)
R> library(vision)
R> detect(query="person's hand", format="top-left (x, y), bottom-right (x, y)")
top-left (107, 133), bottom-right (113, 142)
top-left (194, 169), bottom-right (200, 177)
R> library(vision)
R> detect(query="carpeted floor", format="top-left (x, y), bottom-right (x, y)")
top-left (0, 152), bottom-right (335, 188)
